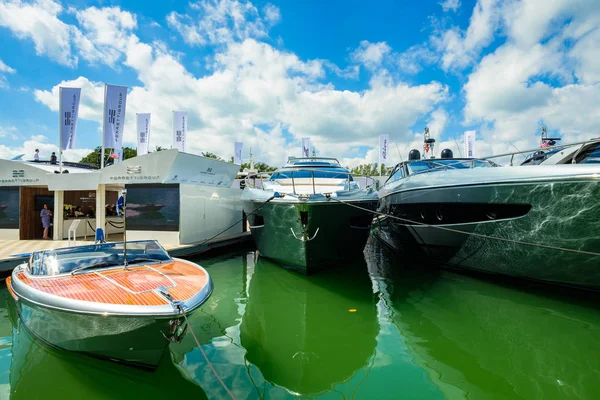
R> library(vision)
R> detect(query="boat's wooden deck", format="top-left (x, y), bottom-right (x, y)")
top-left (12, 261), bottom-right (208, 306)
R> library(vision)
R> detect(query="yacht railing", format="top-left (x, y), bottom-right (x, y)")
top-left (479, 138), bottom-right (600, 165)
top-left (408, 138), bottom-right (600, 177)
top-left (243, 167), bottom-right (377, 195)
top-left (382, 138), bottom-right (600, 186)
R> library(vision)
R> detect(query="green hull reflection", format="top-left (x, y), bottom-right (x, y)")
top-left (0, 242), bottom-right (598, 399)
top-left (240, 256), bottom-right (378, 396)
top-left (245, 200), bottom-right (377, 274)
top-left (367, 240), bottom-right (600, 400)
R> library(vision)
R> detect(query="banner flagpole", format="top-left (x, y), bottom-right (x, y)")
top-left (101, 84), bottom-right (107, 169)
top-left (59, 87), bottom-right (63, 173)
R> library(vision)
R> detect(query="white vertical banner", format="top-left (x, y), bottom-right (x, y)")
top-left (137, 113), bottom-right (151, 156)
top-left (234, 142), bottom-right (243, 164)
top-left (379, 134), bottom-right (389, 164)
top-left (464, 130), bottom-right (476, 158)
top-left (302, 137), bottom-right (310, 157)
top-left (103, 84), bottom-right (128, 154)
top-left (59, 87), bottom-right (81, 150)
top-left (114, 148), bottom-right (123, 163)
top-left (173, 111), bottom-right (188, 152)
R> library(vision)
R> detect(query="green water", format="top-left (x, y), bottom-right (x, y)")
top-left (1, 239), bottom-right (599, 399)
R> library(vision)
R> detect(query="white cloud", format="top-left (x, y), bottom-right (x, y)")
top-left (0, 0), bottom-right (77, 66)
top-left (427, 108), bottom-right (448, 138)
top-left (0, 1), bottom-right (140, 68)
top-left (167, 0), bottom-right (280, 47)
top-left (7, 0), bottom-right (448, 168)
top-left (0, 126), bottom-right (18, 139)
top-left (432, 0), bottom-right (501, 71)
top-left (263, 3), bottom-right (281, 25)
top-left (0, 133), bottom-right (91, 162)
top-left (32, 34), bottom-right (447, 167)
top-left (73, 6), bottom-right (137, 66)
top-left (397, 45), bottom-right (438, 74)
top-left (0, 59), bottom-right (15, 74)
top-left (440, 0), bottom-right (461, 13)
top-left (350, 40), bottom-right (392, 70)
top-left (0, 59), bottom-right (16, 88)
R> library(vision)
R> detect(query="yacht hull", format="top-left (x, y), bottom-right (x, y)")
top-left (244, 199), bottom-right (377, 274)
top-left (375, 178), bottom-right (600, 290)
top-left (12, 298), bottom-right (184, 369)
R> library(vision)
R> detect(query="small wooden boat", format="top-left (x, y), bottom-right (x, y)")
top-left (6, 240), bottom-right (213, 370)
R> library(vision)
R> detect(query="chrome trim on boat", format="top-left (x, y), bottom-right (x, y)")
top-left (9, 258), bottom-right (213, 317)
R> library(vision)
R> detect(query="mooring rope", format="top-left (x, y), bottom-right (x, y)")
top-left (181, 312), bottom-right (237, 400)
top-left (326, 196), bottom-right (600, 258)
top-left (194, 195), bottom-right (276, 247)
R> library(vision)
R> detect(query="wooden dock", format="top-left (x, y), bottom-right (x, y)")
top-left (0, 232), bottom-right (253, 274)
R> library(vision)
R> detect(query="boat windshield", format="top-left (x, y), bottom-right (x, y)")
top-left (27, 240), bottom-right (171, 276)
top-left (407, 159), bottom-right (497, 175)
top-left (270, 168), bottom-right (353, 181)
top-left (575, 142), bottom-right (600, 164)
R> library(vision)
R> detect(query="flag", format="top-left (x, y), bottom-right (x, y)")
top-left (59, 87), bottom-right (81, 150)
top-left (103, 84), bottom-right (128, 151)
top-left (109, 148), bottom-right (123, 163)
top-left (234, 142), bottom-right (243, 164)
top-left (173, 111), bottom-right (187, 152)
top-left (379, 134), bottom-right (389, 163)
top-left (302, 137), bottom-right (310, 157)
top-left (464, 130), bottom-right (476, 158)
top-left (540, 141), bottom-right (549, 148)
top-left (137, 113), bottom-right (151, 156)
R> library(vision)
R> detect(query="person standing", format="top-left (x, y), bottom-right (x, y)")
top-left (40, 203), bottom-right (52, 240)
top-left (50, 152), bottom-right (57, 164)
top-left (34, 149), bottom-right (40, 162)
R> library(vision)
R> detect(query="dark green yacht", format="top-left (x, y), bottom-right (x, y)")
top-left (242, 157), bottom-right (378, 274)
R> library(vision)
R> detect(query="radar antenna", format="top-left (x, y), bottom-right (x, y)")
top-left (423, 127), bottom-right (436, 159)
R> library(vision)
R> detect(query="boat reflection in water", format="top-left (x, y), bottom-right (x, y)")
top-left (3, 285), bottom-right (208, 400)
top-left (170, 251), bottom-right (379, 398)
top-left (240, 255), bottom-right (378, 397)
top-left (366, 239), bottom-right (600, 400)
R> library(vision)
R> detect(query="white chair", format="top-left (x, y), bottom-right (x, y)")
top-left (68, 219), bottom-right (81, 246)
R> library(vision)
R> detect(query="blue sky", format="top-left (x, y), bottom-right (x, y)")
top-left (0, 0), bottom-right (598, 166)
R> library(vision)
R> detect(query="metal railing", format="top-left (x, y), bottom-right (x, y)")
top-left (243, 168), bottom-right (377, 195)
top-left (479, 138), bottom-right (600, 165)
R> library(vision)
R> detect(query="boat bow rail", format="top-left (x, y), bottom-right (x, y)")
top-left (244, 167), bottom-right (377, 196)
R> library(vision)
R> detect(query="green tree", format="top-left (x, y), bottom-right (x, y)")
top-left (349, 163), bottom-right (393, 177)
top-left (238, 161), bottom-right (277, 173)
top-left (201, 151), bottom-right (223, 161)
top-left (79, 146), bottom-right (137, 167)
top-left (155, 146), bottom-right (166, 152)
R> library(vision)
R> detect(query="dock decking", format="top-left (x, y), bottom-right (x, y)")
top-left (0, 232), bottom-right (252, 273)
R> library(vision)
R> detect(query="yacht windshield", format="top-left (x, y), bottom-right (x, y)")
top-left (576, 143), bottom-right (600, 164)
top-left (270, 168), bottom-right (353, 181)
top-left (27, 240), bottom-right (171, 276)
top-left (407, 159), bottom-right (497, 175)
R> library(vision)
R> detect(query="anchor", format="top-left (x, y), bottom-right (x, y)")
top-left (290, 226), bottom-right (320, 242)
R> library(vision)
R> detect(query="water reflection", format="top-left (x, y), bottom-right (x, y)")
top-left (240, 255), bottom-right (379, 396)
top-left (1, 284), bottom-right (207, 399)
top-left (0, 239), bottom-right (599, 399)
top-left (367, 238), bottom-right (600, 400)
